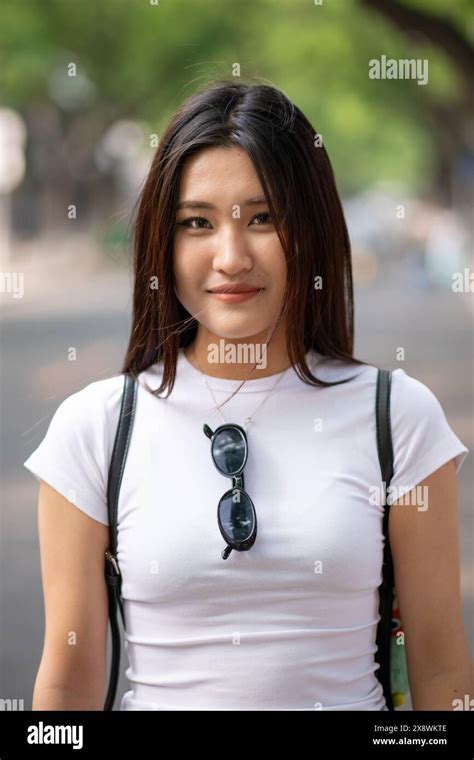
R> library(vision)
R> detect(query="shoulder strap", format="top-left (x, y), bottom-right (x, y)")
top-left (375, 368), bottom-right (395, 711)
top-left (104, 373), bottom-right (138, 711)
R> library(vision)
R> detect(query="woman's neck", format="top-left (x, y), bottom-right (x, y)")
top-left (185, 329), bottom-right (292, 381)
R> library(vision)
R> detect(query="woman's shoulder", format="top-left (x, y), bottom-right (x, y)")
top-left (315, 354), bottom-right (468, 470)
top-left (309, 351), bottom-right (375, 384)
top-left (389, 367), bottom-right (443, 412)
top-left (320, 354), bottom-right (464, 433)
top-left (312, 352), bottom-right (448, 412)
top-left (23, 373), bottom-right (131, 526)
top-left (377, 367), bottom-right (468, 503)
top-left (56, 373), bottom-right (127, 423)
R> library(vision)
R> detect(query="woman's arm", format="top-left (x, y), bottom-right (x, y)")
top-left (389, 458), bottom-right (472, 710)
top-left (33, 480), bottom-right (110, 710)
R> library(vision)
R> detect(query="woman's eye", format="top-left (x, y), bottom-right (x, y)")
top-left (177, 216), bottom-right (212, 230)
top-left (176, 213), bottom-right (273, 230)
top-left (251, 212), bottom-right (273, 225)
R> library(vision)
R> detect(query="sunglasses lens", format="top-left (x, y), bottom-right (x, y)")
top-left (219, 490), bottom-right (255, 543)
top-left (212, 427), bottom-right (246, 476)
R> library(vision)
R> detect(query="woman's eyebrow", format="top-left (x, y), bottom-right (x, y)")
top-left (176, 196), bottom-right (268, 210)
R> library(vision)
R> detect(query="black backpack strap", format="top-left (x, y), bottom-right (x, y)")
top-left (375, 368), bottom-right (395, 711)
top-left (104, 373), bottom-right (138, 711)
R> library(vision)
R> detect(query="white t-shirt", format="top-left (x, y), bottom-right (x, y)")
top-left (23, 348), bottom-right (469, 711)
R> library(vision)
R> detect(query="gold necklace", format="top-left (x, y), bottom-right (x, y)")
top-left (191, 345), bottom-right (290, 432)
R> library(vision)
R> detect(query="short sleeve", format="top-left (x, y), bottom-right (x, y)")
top-left (386, 369), bottom-right (469, 505)
top-left (23, 385), bottom-right (109, 525)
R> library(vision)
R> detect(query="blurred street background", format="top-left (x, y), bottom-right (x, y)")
top-left (0, 0), bottom-right (472, 710)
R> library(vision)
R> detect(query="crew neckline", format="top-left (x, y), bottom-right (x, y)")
top-left (178, 347), bottom-right (321, 393)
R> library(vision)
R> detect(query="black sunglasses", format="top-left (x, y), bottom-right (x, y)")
top-left (203, 423), bottom-right (257, 560)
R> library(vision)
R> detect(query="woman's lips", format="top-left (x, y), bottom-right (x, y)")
top-left (208, 288), bottom-right (263, 303)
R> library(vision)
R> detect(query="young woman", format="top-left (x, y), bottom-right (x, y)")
top-left (24, 81), bottom-right (471, 711)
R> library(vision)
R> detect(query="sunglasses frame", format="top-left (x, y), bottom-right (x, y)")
top-left (204, 422), bottom-right (258, 557)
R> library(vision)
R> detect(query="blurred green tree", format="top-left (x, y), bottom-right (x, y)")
top-left (1, 0), bottom-right (472, 235)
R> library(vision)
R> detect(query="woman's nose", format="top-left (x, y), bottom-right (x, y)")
top-left (212, 224), bottom-right (253, 274)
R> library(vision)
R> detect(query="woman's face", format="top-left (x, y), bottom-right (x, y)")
top-left (173, 146), bottom-right (287, 342)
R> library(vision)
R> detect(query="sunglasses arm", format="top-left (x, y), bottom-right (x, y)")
top-left (203, 424), bottom-right (214, 439)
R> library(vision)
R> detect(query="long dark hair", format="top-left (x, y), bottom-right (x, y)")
top-left (122, 79), bottom-right (368, 399)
